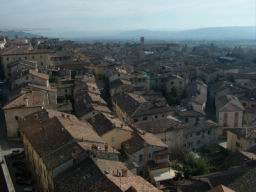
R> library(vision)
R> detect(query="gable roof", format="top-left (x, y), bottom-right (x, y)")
top-left (3, 90), bottom-right (48, 110)
top-left (87, 112), bottom-right (132, 136)
top-left (228, 127), bottom-right (256, 140)
top-left (29, 69), bottom-right (49, 80)
top-left (55, 158), bottom-right (122, 192)
top-left (113, 93), bottom-right (172, 118)
top-left (216, 95), bottom-right (244, 112)
top-left (19, 109), bottom-right (118, 170)
top-left (19, 110), bottom-right (76, 170)
top-left (122, 131), bottom-right (167, 154)
top-left (228, 167), bottom-right (256, 192)
top-left (113, 93), bottom-right (145, 116)
top-left (208, 185), bottom-right (235, 192)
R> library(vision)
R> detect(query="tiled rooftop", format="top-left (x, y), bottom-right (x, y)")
top-left (3, 90), bottom-right (48, 110)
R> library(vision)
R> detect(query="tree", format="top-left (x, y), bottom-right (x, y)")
top-left (182, 153), bottom-right (210, 178)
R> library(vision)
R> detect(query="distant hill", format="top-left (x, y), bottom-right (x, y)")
top-left (117, 26), bottom-right (256, 40)
top-left (1, 26), bottom-right (255, 41)
top-left (0, 30), bottom-right (40, 39)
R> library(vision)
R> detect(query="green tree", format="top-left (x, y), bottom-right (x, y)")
top-left (183, 153), bottom-right (210, 178)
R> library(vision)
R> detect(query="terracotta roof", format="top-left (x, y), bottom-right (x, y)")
top-left (229, 167), bottom-right (256, 192)
top-left (137, 115), bottom-right (185, 133)
top-left (108, 175), bottom-right (161, 192)
top-left (216, 95), bottom-right (244, 112)
top-left (29, 70), bottom-right (49, 80)
top-left (113, 93), bottom-right (172, 118)
top-left (194, 165), bottom-right (252, 188)
top-left (73, 82), bottom-right (110, 117)
top-left (19, 109), bottom-right (118, 170)
top-left (122, 131), bottom-right (167, 154)
top-left (1, 47), bottom-right (52, 56)
top-left (28, 83), bottom-right (57, 92)
top-left (110, 79), bottom-right (132, 89)
top-left (95, 158), bottom-right (160, 191)
top-left (19, 110), bottom-right (76, 169)
top-left (55, 158), bottom-right (122, 192)
top-left (208, 185), bottom-right (235, 192)
top-left (228, 127), bottom-right (256, 139)
top-left (57, 114), bottom-right (118, 154)
top-left (3, 90), bottom-right (48, 110)
top-left (87, 112), bottom-right (133, 136)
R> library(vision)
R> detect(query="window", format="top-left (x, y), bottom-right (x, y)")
top-left (242, 103), bottom-right (247, 107)
top-left (195, 117), bottom-right (199, 125)
top-left (224, 113), bottom-right (228, 127)
top-left (41, 62), bottom-right (44, 66)
top-left (139, 154), bottom-right (143, 161)
top-left (196, 132), bottom-right (200, 136)
top-left (208, 130), bottom-right (211, 135)
top-left (40, 56), bottom-right (43, 59)
top-left (26, 76), bottom-right (29, 80)
top-left (133, 118), bottom-right (138, 122)
top-left (148, 153), bottom-right (152, 159)
top-left (24, 56), bottom-right (27, 60)
top-left (197, 140), bottom-right (201, 144)
top-left (162, 114), bottom-right (165, 118)
top-left (32, 56), bottom-right (35, 59)
top-left (155, 115), bottom-right (158, 119)
top-left (252, 104), bottom-right (255, 108)
top-left (142, 116), bottom-right (148, 121)
top-left (170, 81), bottom-right (174, 85)
top-left (6, 57), bottom-right (9, 61)
top-left (234, 112), bottom-right (239, 127)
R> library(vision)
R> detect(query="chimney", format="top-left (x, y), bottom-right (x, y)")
top-left (121, 169), bottom-right (128, 177)
top-left (104, 143), bottom-right (108, 152)
top-left (24, 97), bottom-right (29, 107)
top-left (69, 70), bottom-right (72, 80)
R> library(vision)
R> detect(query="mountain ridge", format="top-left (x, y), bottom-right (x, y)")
top-left (1, 26), bottom-right (255, 40)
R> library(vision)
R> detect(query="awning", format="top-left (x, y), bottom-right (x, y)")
top-left (150, 167), bottom-right (176, 182)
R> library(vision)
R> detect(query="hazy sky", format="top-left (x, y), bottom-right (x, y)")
top-left (0, 0), bottom-right (255, 32)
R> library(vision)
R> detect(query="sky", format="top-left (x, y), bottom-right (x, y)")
top-left (0, 0), bottom-right (255, 33)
